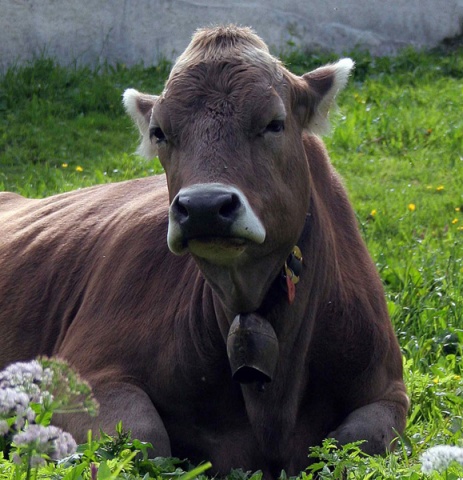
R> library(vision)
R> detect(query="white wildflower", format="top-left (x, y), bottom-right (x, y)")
top-left (0, 360), bottom-right (44, 387)
top-left (25, 407), bottom-right (36, 423)
top-left (0, 419), bottom-right (9, 436)
top-left (50, 430), bottom-right (77, 460)
top-left (13, 424), bottom-right (77, 461)
top-left (0, 360), bottom-right (54, 404)
top-left (15, 415), bottom-right (26, 430)
top-left (421, 445), bottom-right (463, 473)
top-left (0, 387), bottom-right (30, 415)
top-left (0, 387), bottom-right (37, 430)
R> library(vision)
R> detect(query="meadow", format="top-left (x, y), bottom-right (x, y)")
top-left (0, 39), bottom-right (462, 478)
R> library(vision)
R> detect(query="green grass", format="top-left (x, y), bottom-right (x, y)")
top-left (0, 59), bottom-right (169, 195)
top-left (1, 44), bottom-right (463, 478)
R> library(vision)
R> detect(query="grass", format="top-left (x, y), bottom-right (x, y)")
top-left (1, 43), bottom-right (463, 478)
top-left (0, 59), bottom-right (169, 195)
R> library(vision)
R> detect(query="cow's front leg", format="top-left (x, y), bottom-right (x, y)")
top-left (53, 381), bottom-right (171, 457)
top-left (329, 398), bottom-right (409, 455)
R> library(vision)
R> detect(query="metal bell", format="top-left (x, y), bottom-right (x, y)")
top-left (226, 313), bottom-right (279, 384)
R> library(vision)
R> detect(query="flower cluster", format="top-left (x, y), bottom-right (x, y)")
top-left (0, 388), bottom-right (35, 431)
top-left (12, 424), bottom-right (77, 465)
top-left (0, 360), bottom-right (54, 430)
top-left (421, 445), bottom-right (463, 473)
top-left (0, 357), bottom-right (99, 469)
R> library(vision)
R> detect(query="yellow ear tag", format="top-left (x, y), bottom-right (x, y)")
top-left (285, 246), bottom-right (303, 285)
top-left (292, 245), bottom-right (302, 262)
top-left (283, 245), bottom-right (303, 304)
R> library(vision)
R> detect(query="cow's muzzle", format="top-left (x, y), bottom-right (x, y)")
top-left (167, 183), bottom-right (266, 259)
top-left (226, 313), bottom-right (279, 384)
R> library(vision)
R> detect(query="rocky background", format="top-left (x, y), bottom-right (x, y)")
top-left (1, 0), bottom-right (462, 69)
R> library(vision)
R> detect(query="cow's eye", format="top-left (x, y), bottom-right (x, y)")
top-left (264, 119), bottom-right (285, 134)
top-left (149, 126), bottom-right (167, 144)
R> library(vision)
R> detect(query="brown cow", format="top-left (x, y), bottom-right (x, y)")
top-left (0, 26), bottom-right (408, 478)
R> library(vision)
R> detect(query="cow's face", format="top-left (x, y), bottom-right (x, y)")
top-left (124, 27), bottom-right (353, 314)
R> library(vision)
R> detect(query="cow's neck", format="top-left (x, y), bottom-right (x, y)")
top-left (183, 206), bottom-right (335, 459)
top-left (214, 212), bottom-right (327, 458)
top-left (243, 208), bottom-right (341, 461)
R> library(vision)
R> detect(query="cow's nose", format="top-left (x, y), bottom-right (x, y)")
top-left (171, 188), bottom-right (242, 240)
top-left (167, 183), bottom-right (266, 255)
top-left (174, 190), bottom-right (241, 226)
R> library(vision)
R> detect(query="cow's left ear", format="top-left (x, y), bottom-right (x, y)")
top-left (123, 88), bottom-right (159, 158)
top-left (300, 58), bottom-right (354, 135)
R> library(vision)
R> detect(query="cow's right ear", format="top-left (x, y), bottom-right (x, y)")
top-left (123, 88), bottom-right (159, 159)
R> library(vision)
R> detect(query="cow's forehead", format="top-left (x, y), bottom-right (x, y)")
top-left (165, 55), bottom-right (284, 101)
top-left (165, 60), bottom-right (282, 99)
top-left (169, 49), bottom-right (282, 85)
top-left (157, 61), bottom-right (287, 136)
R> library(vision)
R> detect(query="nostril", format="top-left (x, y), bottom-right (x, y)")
top-left (174, 196), bottom-right (190, 220)
top-left (219, 193), bottom-right (241, 219)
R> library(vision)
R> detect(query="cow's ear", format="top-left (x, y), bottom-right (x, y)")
top-left (123, 88), bottom-right (159, 158)
top-left (300, 58), bottom-right (354, 135)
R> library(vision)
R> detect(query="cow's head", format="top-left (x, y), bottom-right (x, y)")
top-left (124, 26), bottom-right (353, 314)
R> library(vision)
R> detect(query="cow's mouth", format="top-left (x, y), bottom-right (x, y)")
top-left (167, 184), bottom-right (266, 257)
top-left (187, 236), bottom-right (248, 262)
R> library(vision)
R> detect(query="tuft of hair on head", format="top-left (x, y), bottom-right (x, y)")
top-left (168, 24), bottom-right (282, 83)
top-left (190, 24), bottom-right (270, 53)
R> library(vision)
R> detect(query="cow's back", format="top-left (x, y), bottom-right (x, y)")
top-left (0, 176), bottom-right (169, 367)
